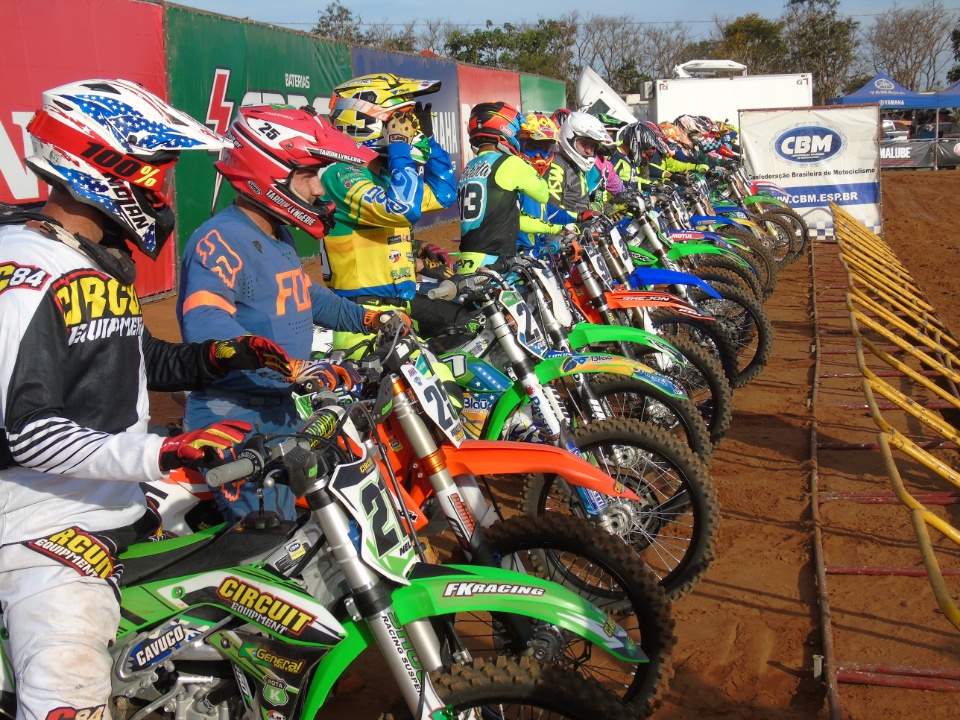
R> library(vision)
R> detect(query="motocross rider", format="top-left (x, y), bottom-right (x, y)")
top-left (177, 104), bottom-right (393, 523)
top-left (457, 102), bottom-right (578, 272)
top-left (0, 79), bottom-right (292, 720)
top-left (325, 73), bottom-right (462, 344)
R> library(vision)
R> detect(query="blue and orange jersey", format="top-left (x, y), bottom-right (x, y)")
top-left (177, 204), bottom-right (366, 396)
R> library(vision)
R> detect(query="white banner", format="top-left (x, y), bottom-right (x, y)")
top-left (739, 105), bottom-right (882, 239)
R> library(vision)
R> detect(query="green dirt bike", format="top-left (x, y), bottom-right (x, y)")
top-left (427, 271), bottom-right (720, 599)
top-left (428, 267), bottom-right (712, 464)
top-left (0, 400), bottom-right (641, 720)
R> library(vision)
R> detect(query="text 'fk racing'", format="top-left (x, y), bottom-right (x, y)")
top-left (216, 577), bottom-right (316, 636)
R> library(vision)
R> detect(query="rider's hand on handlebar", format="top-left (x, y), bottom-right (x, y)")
top-left (159, 420), bottom-right (251, 472)
top-left (364, 309), bottom-right (413, 337)
top-left (205, 335), bottom-right (292, 377)
top-left (289, 360), bottom-right (362, 391)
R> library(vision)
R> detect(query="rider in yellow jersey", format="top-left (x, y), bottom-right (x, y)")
top-left (324, 73), bottom-right (461, 346)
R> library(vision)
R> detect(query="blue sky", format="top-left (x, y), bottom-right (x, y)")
top-left (172, 0), bottom-right (958, 34)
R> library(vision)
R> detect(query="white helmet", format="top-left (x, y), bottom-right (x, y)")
top-left (25, 79), bottom-right (229, 258)
top-left (558, 112), bottom-right (614, 173)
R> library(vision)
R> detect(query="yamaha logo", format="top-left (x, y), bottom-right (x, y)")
top-left (774, 125), bottom-right (843, 164)
top-left (875, 78), bottom-right (895, 91)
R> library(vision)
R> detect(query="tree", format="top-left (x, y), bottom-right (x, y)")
top-left (445, 18), bottom-right (577, 80)
top-left (636, 22), bottom-right (696, 80)
top-left (312, 1), bottom-right (365, 45)
top-left (716, 13), bottom-right (789, 74)
top-left (783, 0), bottom-right (860, 104)
top-left (947, 19), bottom-right (960, 83)
top-left (863, 1), bottom-right (954, 91)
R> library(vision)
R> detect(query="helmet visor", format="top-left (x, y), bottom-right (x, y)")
top-left (28, 109), bottom-right (177, 196)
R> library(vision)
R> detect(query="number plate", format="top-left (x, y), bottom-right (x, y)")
top-left (401, 363), bottom-right (466, 447)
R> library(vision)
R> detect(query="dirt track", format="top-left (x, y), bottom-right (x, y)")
top-left (142, 169), bottom-right (960, 718)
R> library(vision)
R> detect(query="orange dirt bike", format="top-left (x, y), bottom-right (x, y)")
top-left (146, 323), bottom-right (677, 716)
top-left (302, 321), bottom-right (678, 715)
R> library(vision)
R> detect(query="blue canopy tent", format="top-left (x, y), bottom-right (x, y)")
top-left (828, 73), bottom-right (960, 168)
top-left (936, 80), bottom-right (960, 108)
top-left (828, 72), bottom-right (933, 109)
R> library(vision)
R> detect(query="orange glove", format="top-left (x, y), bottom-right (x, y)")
top-left (158, 420), bottom-right (252, 472)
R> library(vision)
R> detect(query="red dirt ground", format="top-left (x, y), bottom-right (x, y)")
top-left (141, 169), bottom-right (960, 718)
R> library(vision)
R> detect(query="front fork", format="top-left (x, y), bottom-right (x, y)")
top-left (488, 314), bottom-right (613, 522)
top-left (311, 493), bottom-right (448, 717)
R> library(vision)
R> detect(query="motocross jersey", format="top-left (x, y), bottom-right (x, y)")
top-left (458, 151), bottom-right (552, 259)
top-left (0, 220), bottom-right (215, 544)
top-left (545, 154), bottom-right (604, 213)
top-left (177, 204), bottom-right (367, 399)
top-left (321, 138), bottom-right (456, 301)
top-left (612, 150), bottom-right (647, 189)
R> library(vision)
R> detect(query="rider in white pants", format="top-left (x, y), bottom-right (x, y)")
top-left (0, 80), bottom-right (291, 720)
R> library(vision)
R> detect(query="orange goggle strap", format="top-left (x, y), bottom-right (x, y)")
top-left (27, 110), bottom-right (175, 200)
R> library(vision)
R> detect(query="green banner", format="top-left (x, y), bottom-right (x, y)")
top-left (519, 74), bottom-right (566, 114)
top-left (165, 5), bottom-right (352, 257)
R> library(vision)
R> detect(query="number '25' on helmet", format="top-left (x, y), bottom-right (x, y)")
top-left (328, 73), bottom-right (440, 149)
top-left (216, 105), bottom-right (377, 239)
top-left (467, 101), bottom-right (523, 156)
top-left (25, 78), bottom-right (229, 258)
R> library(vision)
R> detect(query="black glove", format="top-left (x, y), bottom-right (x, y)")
top-left (204, 336), bottom-right (292, 377)
top-left (414, 101), bottom-right (434, 139)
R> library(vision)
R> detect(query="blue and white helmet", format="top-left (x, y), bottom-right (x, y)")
top-left (25, 79), bottom-right (229, 258)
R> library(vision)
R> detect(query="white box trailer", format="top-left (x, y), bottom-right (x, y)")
top-left (651, 73), bottom-right (813, 125)
top-left (576, 66), bottom-right (814, 126)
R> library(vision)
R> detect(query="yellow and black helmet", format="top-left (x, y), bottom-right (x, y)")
top-left (328, 73), bottom-right (441, 148)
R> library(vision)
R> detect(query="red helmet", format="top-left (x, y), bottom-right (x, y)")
top-left (468, 101), bottom-right (523, 155)
top-left (216, 105), bottom-right (375, 238)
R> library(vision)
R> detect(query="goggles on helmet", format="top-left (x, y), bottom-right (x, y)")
top-left (520, 139), bottom-right (557, 157)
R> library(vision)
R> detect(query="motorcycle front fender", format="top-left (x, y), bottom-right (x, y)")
top-left (439, 440), bottom-right (641, 502)
top-left (534, 353), bottom-right (687, 399)
top-left (627, 267), bottom-right (723, 299)
top-left (298, 564), bottom-right (645, 718)
top-left (483, 351), bottom-right (687, 439)
top-left (689, 214), bottom-right (745, 231)
top-left (566, 322), bottom-right (686, 364)
top-left (743, 194), bottom-right (787, 208)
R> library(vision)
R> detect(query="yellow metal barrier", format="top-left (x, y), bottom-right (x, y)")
top-left (831, 202), bottom-right (960, 632)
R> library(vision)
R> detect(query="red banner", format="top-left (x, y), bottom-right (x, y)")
top-left (0, 0), bottom-right (173, 296)
top-left (457, 66), bottom-right (522, 166)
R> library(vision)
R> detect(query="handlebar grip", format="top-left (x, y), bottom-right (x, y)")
top-left (206, 457), bottom-right (255, 487)
top-left (427, 279), bottom-right (459, 301)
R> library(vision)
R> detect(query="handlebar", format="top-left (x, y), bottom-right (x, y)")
top-left (206, 456), bottom-right (256, 487)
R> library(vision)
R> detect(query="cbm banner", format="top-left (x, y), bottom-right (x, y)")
top-left (740, 105), bottom-right (882, 239)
